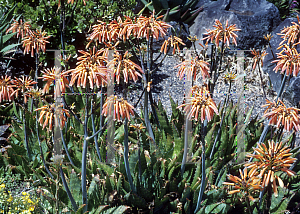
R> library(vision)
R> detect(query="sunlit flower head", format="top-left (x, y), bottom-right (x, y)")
top-left (264, 33), bottom-right (273, 42)
top-left (102, 95), bottom-right (135, 121)
top-left (177, 85), bottom-right (219, 122)
top-left (160, 35), bottom-right (186, 54)
top-left (40, 67), bottom-right (70, 98)
top-left (11, 76), bottom-right (37, 103)
top-left (187, 35), bottom-right (199, 43)
top-left (202, 19), bottom-right (241, 47)
top-left (107, 50), bottom-right (144, 84)
top-left (245, 140), bottom-right (297, 197)
top-left (22, 29), bottom-right (51, 57)
top-left (130, 10), bottom-right (172, 41)
top-left (0, 75), bottom-right (15, 102)
top-left (224, 70), bottom-right (237, 83)
top-left (272, 44), bottom-right (300, 77)
top-left (223, 168), bottom-right (262, 202)
top-left (175, 56), bottom-right (210, 81)
top-left (35, 103), bottom-right (70, 131)
top-left (130, 123), bottom-right (146, 131)
top-left (69, 46), bottom-right (108, 89)
top-left (25, 88), bottom-right (44, 100)
top-left (6, 19), bottom-right (31, 39)
top-left (251, 49), bottom-right (268, 70)
top-left (277, 15), bottom-right (300, 47)
top-left (262, 98), bottom-right (300, 132)
top-left (86, 16), bottom-right (132, 48)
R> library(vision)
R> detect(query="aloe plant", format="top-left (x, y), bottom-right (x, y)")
top-left (0, 4), bottom-right (19, 62)
top-left (139, 0), bottom-right (203, 25)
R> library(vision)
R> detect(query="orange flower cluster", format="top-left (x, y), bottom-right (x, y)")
top-left (69, 46), bottom-right (108, 89)
top-left (40, 67), bottom-right (70, 97)
top-left (86, 16), bottom-right (133, 47)
top-left (35, 103), bottom-right (70, 131)
top-left (245, 140), bottom-right (296, 197)
top-left (11, 76), bottom-right (37, 103)
top-left (224, 70), bottom-right (237, 83)
top-left (22, 29), bottom-right (51, 57)
top-left (86, 11), bottom-right (172, 47)
top-left (223, 168), bottom-right (261, 202)
top-left (224, 140), bottom-right (296, 199)
top-left (129, 123), bottom-right (146, 131)
top-left (133, 11), bottom-right (172, 41)
top-left (262, 99), bottom-right (300, 132)
top-left (160, 35), bottom-right (186, 54)
top-left (107, 51), bottom-right (143, 84)
top-left (202, 19), bottom-right (241, 47)
top-left (177, 85), bottom-right (219, 122)
top-left (264, 33), bottom-right (273, 42)
top-left (251, 49), bottom-right (268, 70)
top-left (0, 75), bottom-right (15, 103)
top-left (102, 95), bottom-right (135, 121)
top-left (6, 19), bottom-right (31, 39)
top-left (175, 56), bottom-right (210, 81)
top-left (272, 44), bottom-right (300, 77)
top-left (277, 15), bottom-right (300, 46)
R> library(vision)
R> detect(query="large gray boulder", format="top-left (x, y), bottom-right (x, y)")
top-left (262, 17), bottom-right (300, 107)
top-left (189, 0), bottom-right (281, 51)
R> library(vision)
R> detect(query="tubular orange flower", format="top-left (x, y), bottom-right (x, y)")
top-left (251, 49), bottom-right (268, 70)
top-left (147, 81), bottom-right (152, 92)
top-left (11, 76), bottom-right (37, 103)
top-left (223, 168), bottom-right (262, 202)
top-left (22, 29), bottom-right (51, 57)
top-left (160, 35), bottom-right (186, 55)
top-left (272, 44), bottom-right (300, 77)
top-left (69, 46), bottom-right (108, 89)
top-left (175, 56), bottom-right (210, 81)
top-left (262, 99), bottom-right (300, 132)
top-left (40, 67), bottom-right (70, 97)
top-left (130, 10), bottom-right (172, 41)
top-left (0, 75), bottom-right (15, 102)
top-left (35, 103), bottom-right (70, 131)
top-left (177, 85), bottom-right (219, 122)
top-left (6, 19), bottom-right (31, 39)
top-left (202, 19), bottom-right (241, 47)
top-left (102, 95), bottom-right (135, 121)
top-left (107, 51), bottom-right (144, 84)
top-left (245, 140), bottom-right (297, 197)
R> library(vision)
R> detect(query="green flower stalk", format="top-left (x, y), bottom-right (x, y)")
top-left (81, 87), bottom-right (89, 212)
top-left (177, 85), bottom-right (218, 180)
top-left (194, 119), bottom-right (207, 213)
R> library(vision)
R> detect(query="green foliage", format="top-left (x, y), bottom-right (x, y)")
top-left (0, 4), bottom-right (19, 61)
top-left (266, 0), bottom-right (299, 20)
top-left (140, 0), bottom-right (203, 25)
top-left (0, 168), bottom-right (40, 213)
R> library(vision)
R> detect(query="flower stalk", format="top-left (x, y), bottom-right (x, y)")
top-left (81, 86), bottom-right (89, 212)
top-left (194, 119), bottom-right (208, 213)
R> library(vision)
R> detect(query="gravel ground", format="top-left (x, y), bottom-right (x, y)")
top-left (124, 52), bottom-right (300, 146)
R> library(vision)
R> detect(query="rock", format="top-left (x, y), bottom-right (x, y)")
top-left (189, 0), bottom-right (281, 51)
top-left (285, 77), bottom-right (300, 108)
top-left (262, 17), bottom-right (300, 106)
